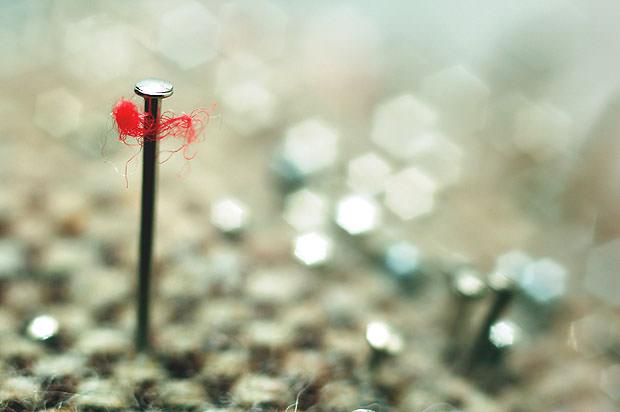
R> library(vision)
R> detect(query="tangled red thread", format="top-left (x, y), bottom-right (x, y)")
top-left (112, 97), bottom-right (213, 161)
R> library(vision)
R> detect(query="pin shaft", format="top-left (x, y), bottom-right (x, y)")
top-left (136, 96), bottom-right (160, 352)
top-left (465, 287), bottom-right (513, 372)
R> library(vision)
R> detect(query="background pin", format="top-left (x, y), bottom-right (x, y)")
top-left (464, 271), bottom-right (516, 374)
top-left (444, 268), bottom-right (486, 363)
top-left (365, 321), bottom-right (403, 370)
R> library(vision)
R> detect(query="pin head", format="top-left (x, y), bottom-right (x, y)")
top-left (488, 271), bottom-right (515, 292)
top-left (26, 314), bottom-right (59, 341)
top-left (489, 319), bottom-right (521, 349)
top-left (365, 321), bottom-right (403, 355)
top-left (134, 78), bottom-right (174, 99)
top-left (452, 269), bottom-right (486, 300)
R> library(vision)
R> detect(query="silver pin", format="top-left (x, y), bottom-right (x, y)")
top-left (210, 196), bottom-right (250, 237)
top-left (468, 318), bottom-right (523, 390)
top-left (25, 314), bottom-right (60, 343)
top-left (134, 78), bottom-right (174, 352)
top-left (444, 268), bottom-right (486, 362)
top-left (270, 119), bottom-right (339, 189)
top-left (365, 321), bottom-right (403, 369)
top-left (488, 319), bottom-right (521, 356)
top-left (293, 231), bottom-right (333, 267)
top-left (335, 194), bottom-right (382, 236)
top-left (465, 271), bottom-right (516, 373)
top-left (382, 240), bottom-right (424, 288)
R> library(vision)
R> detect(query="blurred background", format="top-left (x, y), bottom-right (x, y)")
top-left (2, 0), bottom-right (620, 410)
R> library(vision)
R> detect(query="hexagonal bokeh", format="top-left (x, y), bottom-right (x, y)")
top-left (221, 79), bottom-right (277, 136)
top-left (347, 152), bottom-right (392, 195)
top-left (210, 197), bottom-right (250, 235)
top-left (420, 65), bottom-right (490, 132)
top-left (569, 311), bottom-right (620, 358)
top-left (383, 241), bottom-right (423, 282)
top-left (494, 250), bottom-right (532, 280)
top-left (384, 166), bottom-right (438, 221)
top-left (34, 87), bottom-right (82, 138)
top-left (407, 132), bottom-right (463, 187)
top-left (513, 102), bottom-right (573, 161)
top-left (489, 319), bottom-right (521, 349)
top-left (280, 119), bottom-right (339, 177)
top-left (284, 189), bottom-right (329, 231)
top-left (519, 258), bottom-right (567, 304)
top-left (371, 94), bottom-right (438, 159)
top-left (335, 194), bottom-right (381, 235)
top-left (293, 231), bottom-right (333, 266)
top-left (64, 16), bottom-right (133, 81)
top-left (157, 0), bottom-right (218, 69)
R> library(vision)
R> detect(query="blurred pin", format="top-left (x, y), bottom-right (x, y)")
top-left (486, 319), bottom-right (521, 365)
top-left (382, 240), bottom-right (424, 289)
top-left (293, 231), bottom-right (333, 267)
top-left (365, 321), bottom-right (403, 369)
top-left (270, 119), bottom-right (339, 189)
top-left (25, 314), bottom-right (60, 347)
top-left (444, 268), bottom-right (486, 362)
top-left (210, 196), bottom-right (250, 237)
top-left (335, 194), bottom-right (382, 236)
top-left (465, 271), bottom-right (516, 373)
top-left (134, 78), bottom-right (174, 352)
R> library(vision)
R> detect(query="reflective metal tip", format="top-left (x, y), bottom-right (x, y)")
top-left (452, 269), bottom-right (487, 300)
top-left (488, 319), bottom-right (521, 349)
top-left (365, 321), bottom-right (403, 355)
top-left (134, 78), bottom-right (174, 99)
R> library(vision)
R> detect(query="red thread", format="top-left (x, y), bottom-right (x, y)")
top-left (112, 98), bottom-right (213, 160)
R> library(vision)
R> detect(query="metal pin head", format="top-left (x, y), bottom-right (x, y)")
top-left (383, 240), bottom-right (424, 286)
top-left (26, 314), bottom-right (59, 342)
top-left (134, 78), bottom-right (174, 99)
top-left (452, 269), bottom-right (487, 300)
top-left (293, 231), bottom-right (333, 267)
top-left (488, 319), bottom-right (521, 349)
top-left (488, 270), bottom-right (515, 293)
top-left (365, 321), bottom-right (403, 356)
top-left (210, 196), bottom-right (250, 236)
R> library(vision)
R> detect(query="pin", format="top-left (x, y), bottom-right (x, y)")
top-left (293, 231), bottom-right (334, 267)
top-left (210, 196), bottom-right (250, 237)
top-left (382, 240), bottom-right (424, 289)
top-left (134, 78), bottom-right (173, 352)
top-left (270, 119), bottom-right (339, 189)
top-left (443, 268), bottom-right (486, 362)
top-left (365, 321), bottom-right (403, 369)
top-left (464, 271), bottom-right (515, 373)
top-left (486, 318), bottom-right (521, 365)
top-left (25, 314), bottom-right (60, 345)
top-left (335, 194), bottom-right (382, 236)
